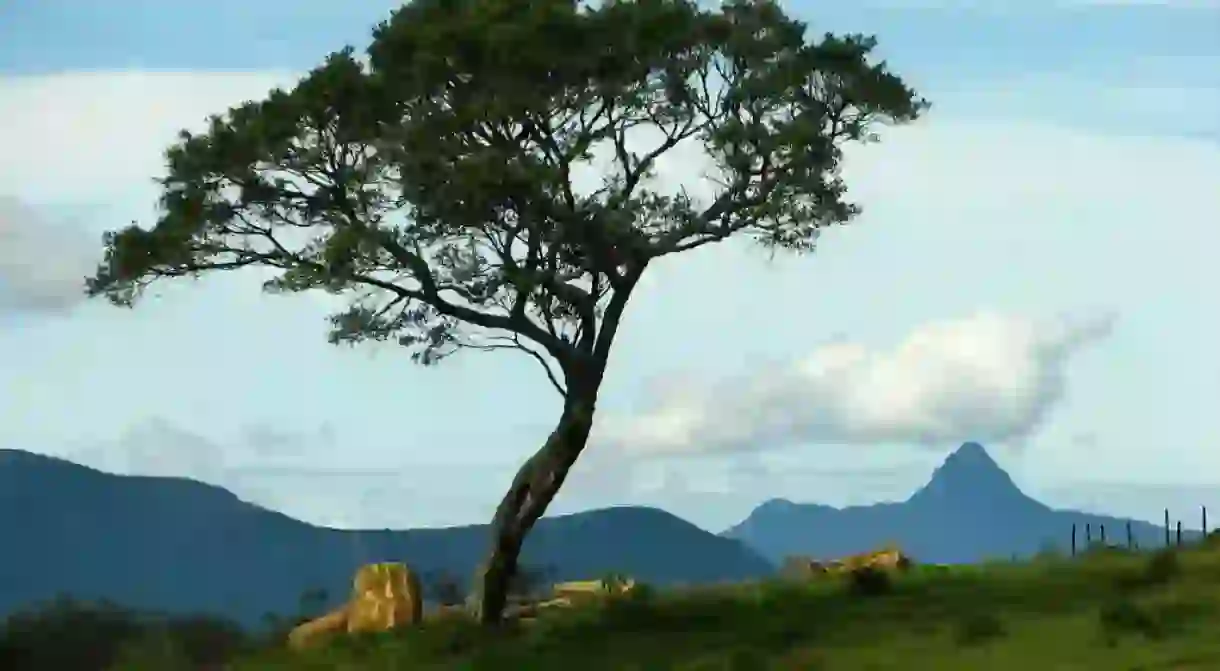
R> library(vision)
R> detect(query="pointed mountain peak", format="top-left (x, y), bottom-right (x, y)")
top-left (907, 442), bottom-right (1030, 506)
top-left (943, 441), bottom-right (998, 469)
top-left (757, 498), bottom-right (796, 512)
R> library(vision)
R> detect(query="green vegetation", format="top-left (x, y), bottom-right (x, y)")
top-left (10, 544), bottom-right (1220, 669)
top-left (81, 0), bottom-right (925, 623)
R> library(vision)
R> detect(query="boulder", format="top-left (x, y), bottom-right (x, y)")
top-left (552, 577), bottom-right (636, 600)
top-left (346, 562), bottom-right (423, 633)
top-left (781, 555), bottom-right (829, 579)
top-left (286, 561), bottom-right (424, 651)
top-left (287, 607), bottom-right (348, 651)
top-left (857, 547), bottom-right (913, 572)
top-left (805, 546), bottom-right (914, 577)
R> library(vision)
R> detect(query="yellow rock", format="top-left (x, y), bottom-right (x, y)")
top-left (552, 577), bottom-right (635, 599)
top-left (782, 555), bottom-right (830, 579)
top-left (287, 607), bottom-right (348, 651)
top-left (346, 562), bottom-right (424, 633)
top-left (815, 547), bottom-right (914, 575)
top-left (286, 561), bottom-right (425, 652)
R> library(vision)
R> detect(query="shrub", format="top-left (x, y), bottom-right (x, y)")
top-left (846, 566), bottom-right (892, 597)
top-left (423, 570), bottom-right (468, 607)
top-left (1113, 548), bottom-right (1182, 593)
top-left (0, 598), bottom-right (251, 671)
top-left (105, 630), bottom-right (194, 671)
top-left (1143, 548), bottom-right (1181, 585)
top-left (0, 598), bottom-right (147, 671)
top-left (954, 612), bottom-right (1006, 646)
top-left (596, 581), bottom-right (660, 629)
top-left (1098, 598), bottom-right (1163, 645)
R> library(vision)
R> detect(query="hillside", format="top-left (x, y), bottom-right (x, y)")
top-left (723, 442), bottom-right (1198, 564)
top-left (0, 449), bottom-right (773, 626)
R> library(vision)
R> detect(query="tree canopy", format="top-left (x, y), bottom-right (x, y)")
top-left (84, 0), bottom-right (927, 623)
top-left (87, 0), bottom-right (925, 391)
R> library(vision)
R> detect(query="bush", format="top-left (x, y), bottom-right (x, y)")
top-left (954, 612), bottom-right (1006, 646)
top-left (106, 631), bottom-right (194, 671)
top-left (1144, 548), bottom-right (1181, 584)
top-left (1098, 598), bottom-right (1163, 645)
top-left (846, 566), bottom-right (892, 597)
top-left (1113, 548), bottom-right (1182, 593)
top-left (0, 598), bottom-right (148, 671)
top-left (423, 570), bottom-right (468, 607)
top-left (596, 581), bottom-right (660, 628)
top-left (0, 598), bottom-right (252, 671)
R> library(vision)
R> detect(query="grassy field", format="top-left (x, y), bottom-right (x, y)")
top-left (221, 542), bottom-right (1220, 670)
top-left (9, 542), bottom-right (1220, 670)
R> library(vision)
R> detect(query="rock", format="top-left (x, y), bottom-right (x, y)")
top-left (346, 562), bottom-right (424, 633)
top-left (781, 555), bottom-right (829, 579)
top-left (857, 547), bottom-right (913, 572)
top-left (801, 546), bottom-right (914, 577)
top-left (286, 561), bottom-right (424, 651)
top-left (552, 577), bottom-right (636, 601)
top-left (510, 596), bottom-right (574, 619)
top-left (287, 607), bottom-right (348, 651)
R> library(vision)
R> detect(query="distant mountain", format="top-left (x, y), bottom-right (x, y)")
top-left (0, 449), bottom-right (773, 626)
top-left (723, 442), bottom-right (1198, 564)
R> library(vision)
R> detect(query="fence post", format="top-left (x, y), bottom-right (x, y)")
top-left (1100, 524), bottom-right (1107, 546)
top-left (1086, 523), bottom-right (1092, 546)
top-left (1165, 509), bottom-right (1171, 547)
top-left (1177, 520), bottom-right (1183, 547)
top-left (1071, 523), bottom-right (1077, 557)
top-left (1126, 521), bottom-right (1133, 549)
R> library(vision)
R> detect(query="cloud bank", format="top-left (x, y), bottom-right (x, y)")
top-left (595, 310), bottom-right (1116, 456)
top-left (0, 197), bottom-right (100, 315)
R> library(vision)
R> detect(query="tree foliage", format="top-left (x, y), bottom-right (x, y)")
top-left (86, 0), bottom-right (926, 395)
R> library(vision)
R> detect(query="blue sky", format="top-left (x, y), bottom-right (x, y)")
top-left (1, 0), bottom-right (1218, 531)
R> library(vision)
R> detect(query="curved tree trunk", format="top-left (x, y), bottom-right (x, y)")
top-left (473, 375), bottom-right (600, 625)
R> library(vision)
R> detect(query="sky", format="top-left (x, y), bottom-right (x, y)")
top-left (0, 0), bottom-right (1218, 532)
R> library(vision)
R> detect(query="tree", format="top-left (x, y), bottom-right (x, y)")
top-left (84, 0), bottom-right (927, 625)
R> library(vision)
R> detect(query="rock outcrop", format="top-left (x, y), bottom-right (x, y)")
top-left (346, 562), bottom-right (423, 633)
top-left (781, 555), bottom-right (829, 579)
top-left (780, 546), bottom-right (913, 580)
top-left (287, 561), bottom-right (423, 651)
top-left (286, 608), bottom-right (347, 651)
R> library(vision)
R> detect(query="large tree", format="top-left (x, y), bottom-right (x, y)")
top-left (85, 0), bottom-right (926, 624)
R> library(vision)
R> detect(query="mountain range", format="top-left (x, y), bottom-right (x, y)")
top-left (723, 441), bottom-right (1199, 563)
top-left (0, 442), bottom-right (1199, 627)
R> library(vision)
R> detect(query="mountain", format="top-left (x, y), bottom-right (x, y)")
top-left (723, 442), bottom-right (1198, 564)
top-left (0, 449), bottom-right (773, 626)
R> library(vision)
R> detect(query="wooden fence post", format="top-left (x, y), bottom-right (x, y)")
top-left (1126, 521), bottom-right (1133, 549)
top-left (1177, 520), bottom-right (1183, 547)
top-left (1165, 509), bottom-right (1171, 547)
top-left (1071, 523), bottom-right (1077, 557)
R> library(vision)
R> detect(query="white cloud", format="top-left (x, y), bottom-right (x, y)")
top-left (66, 417), bottom-right (344, 482)
top-left (0, 197), bottom-right (100, 315)
top-left (0, 71), bottom-right (296, 203)
top-left (594, 310), bottom-right (1116, 456)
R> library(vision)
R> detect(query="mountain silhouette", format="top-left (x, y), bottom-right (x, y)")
top-left (0, 449), bottom-right (773, 626)
top-left (723, 442), bottom-right (1196, 564)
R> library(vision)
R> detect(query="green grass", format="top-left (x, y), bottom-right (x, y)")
top-left (226, 543), bottom-right (1220, 670)
top-left (10, 542), bottom-right (1220, 670)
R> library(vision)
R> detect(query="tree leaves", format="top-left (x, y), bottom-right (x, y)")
top-left (86, 0), bottom-right (928, 390)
